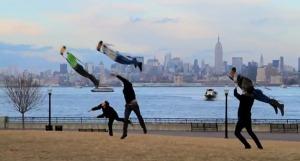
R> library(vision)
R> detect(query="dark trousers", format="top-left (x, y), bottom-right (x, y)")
top-left (235, 119), bottom-right (263, 148)
top-left (252, 89), bottom-right (271, 104)
top-left (122, 103), bottom-right (147, 136)
top-left (115, 53), bottom-right (138, 65)
top-left (74, 64), bottom-right (99, 87)
top-left (108, 117), bottom-right (125, 136)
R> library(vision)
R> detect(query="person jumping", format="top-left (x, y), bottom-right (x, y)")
top-left (89, 101), bottom-right (132, 136)
top-left (96, 41), bottom-right (143, 72)
top-left (60, 46), bottom-right (99, 87)
top-left (228, 67), bottom-right (284, 116)
top-left (234, 88), bottom-right (263, 149)
top-left (111, 73), bottom-right (147, 139)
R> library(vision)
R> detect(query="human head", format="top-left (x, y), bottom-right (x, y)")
top-left (100, 100), bottom-right (110, 108)
top-left (229, 67), bottom-right (236, 78)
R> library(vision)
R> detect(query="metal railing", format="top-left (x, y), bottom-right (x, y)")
top-left (6, 117), bottom-right (300, 125)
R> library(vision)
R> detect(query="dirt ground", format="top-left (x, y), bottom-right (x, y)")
top-left (0, 130), bottom-right (299, 161)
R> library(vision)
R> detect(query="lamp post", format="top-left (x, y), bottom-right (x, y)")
top-left (224, 86), bottom-right (229, 139)
top-left (46, 88), bottom-right (53, 131)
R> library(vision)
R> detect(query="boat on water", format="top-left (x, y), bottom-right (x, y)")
top-left (281, 84), bottom-right (287, 88)
top-left (91, 86), bottom-right (114, 92)
top-left (91, 70), bottom-right (114, 92)
top-left (204, 89), bottom-right (217, 100)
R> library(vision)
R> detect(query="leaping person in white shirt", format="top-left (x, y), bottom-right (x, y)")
top-left (97, 41), bottom-right (143, 71)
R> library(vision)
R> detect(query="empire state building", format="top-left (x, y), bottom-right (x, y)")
top-left (214, 36), bottom-right (224, 74)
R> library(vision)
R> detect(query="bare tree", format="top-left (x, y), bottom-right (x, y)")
top-left (3, 73), bottom-right (44, 129)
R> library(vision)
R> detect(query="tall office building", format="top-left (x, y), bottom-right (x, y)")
top-left (60, 64), bottom-right (68, 74)
top-left (272, 60), bottom-right (280, 70)
top-left (280, 56), bottom-right (284, 73)
top-left (192, 59), bottom-right (200, 74)
top-left (214, 36), bottom-right (223, 74)
top-left (298, 57), bottom-right (300, 72)
top-left (232, 57), bottom-right (243, 72)
top-left (259, 54), bottom-right (264, 67)
top-left (164, 53), bottom-right (172, 69)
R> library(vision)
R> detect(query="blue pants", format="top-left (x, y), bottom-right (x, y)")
top-left (115, 52), bottom-right (138, 65)
top-left (252, 89), bottom-right (271, 104)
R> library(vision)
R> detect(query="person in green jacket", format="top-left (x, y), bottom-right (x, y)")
top-left (60, 46), bottom-right (99, 87)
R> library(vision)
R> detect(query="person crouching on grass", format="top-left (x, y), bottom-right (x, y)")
top-left (89, 101), bottom-right (132, 136)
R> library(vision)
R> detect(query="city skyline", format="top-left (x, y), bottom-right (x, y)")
top-left (0, 1), bottom-right (300, 71)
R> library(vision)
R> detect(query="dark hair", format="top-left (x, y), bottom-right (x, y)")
top-left (104, 100), bottom-right (109, 106)
top-left (231, 67), bottom-right (236, 72)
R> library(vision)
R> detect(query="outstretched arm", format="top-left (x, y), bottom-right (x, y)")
top-left (90, 105), bottom-right (102, 111)
top-left (115, 75), bottom-right (132, 86)
top-left (234, 88), bottom-right (241, 100)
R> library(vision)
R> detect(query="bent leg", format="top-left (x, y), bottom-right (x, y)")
top-left (252, 89), bottom-right (271, 103)
top-left (74, 64), bottom-right (99, 87)
top-left (122, 107), bottom-right (132, 138)
top-left (132, 104), bottom-right (147, 133)
top-left (245, 121), bottom-right (263, 149)
top-left (108, 118), bottom-right (114, 136)
top-left (235, 120), bottom-right (251, 148)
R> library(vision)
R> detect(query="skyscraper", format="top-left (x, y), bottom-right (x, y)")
top-left (232, 57), bottom-right (243, 72)
top-left (164, 53), bottom-right (172, 70)
top-left (192, 59), bottom-right (200, 74)
top-left (60, 64), bottom-right (68, 74)
top-left (280, 56), bottom-right (284, 73)
top-left (259, 54), bottom-right (264, 67)
top-left (298, 57), bottom-right (300, 72)
top-left (214, 36), bottom-right (223, 74)
top-left (272, 60), bottom-right (280, 70)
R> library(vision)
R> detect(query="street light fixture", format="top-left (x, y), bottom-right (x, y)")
top-left (46, 87), bottom-right (53, 131)
top-left (224, 85), bottom-right (229, 139)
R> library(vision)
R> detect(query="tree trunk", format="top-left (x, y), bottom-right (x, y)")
top-left (22, 113), bottom-right (25, 129)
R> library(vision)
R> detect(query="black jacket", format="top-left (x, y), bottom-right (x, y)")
top-left (229, 74), bottom-right (254, 93)
top-left (91, 104), bottom-right (119, 118)
top-left (234, 88), bottom-right (254, 119)
top-left (116, 75), bottom-right (136, 104)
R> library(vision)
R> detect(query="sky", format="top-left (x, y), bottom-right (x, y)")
top-left (0, 0), bottom-right (299, 72)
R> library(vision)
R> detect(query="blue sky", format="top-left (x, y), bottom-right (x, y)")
top-left (0, 0), bottom-right (299, 71)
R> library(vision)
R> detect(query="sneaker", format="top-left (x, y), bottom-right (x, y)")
top-left (60, 46), bottom-right (66, 55)
top-left (97, 41), bottom-right (103, 52)
top-left (271, 99), bottom-right (284, 116)
top-left (278, 103), bottom-right (284, 116)
top-left (138, 62), bottom-right (143, 72)
top-left (245, 145), bottom-right (251, 149)
top-left (270, 99), bottom-right (278, 114)
top-left (120, 134), bottom-right (127, 139)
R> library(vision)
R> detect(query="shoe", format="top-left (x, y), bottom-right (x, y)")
top-left (278, 103), bottom-right (284, 116)
top-left (258, 145), bottom-right (263, 149)
top-left (60, 46), bottom-right (66, 55)
top-left (143, 128), bottom-right (147, 134)
top-left (270, 99), bottom-right (278, 114)
top-left (270, 99), bottom-right (284, 116)
top-left (245, 145), bottom-right (251, 149)
top-left (138, 62), bottom-right (143, 72)
top-left (120, 134), bottom-right (127, 139)
top-left (97, 41), bottom-right (103, 52)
